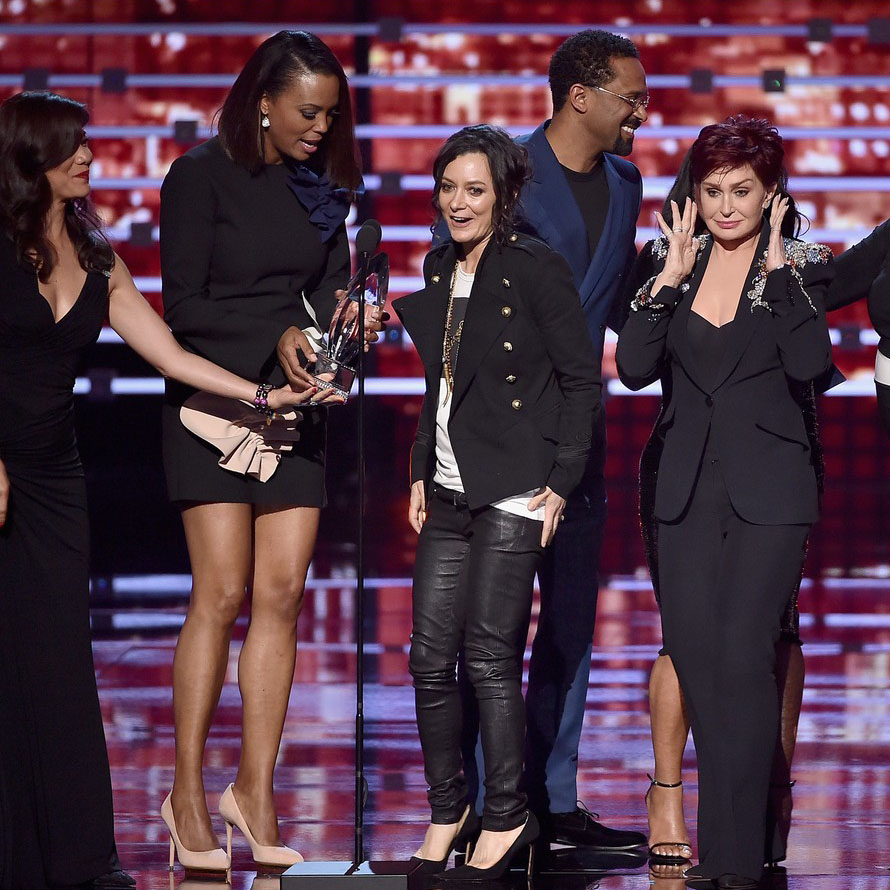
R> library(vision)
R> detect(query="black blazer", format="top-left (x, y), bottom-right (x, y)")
top-left (616, 224), bottom-right (834, 525)
top-left (825, 218), bottom-right (890, 330)
top-left (394, 234), bottom-right (601, 509)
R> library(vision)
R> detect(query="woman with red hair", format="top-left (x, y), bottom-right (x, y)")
top-left (617, 117), bottom-right (833, 889)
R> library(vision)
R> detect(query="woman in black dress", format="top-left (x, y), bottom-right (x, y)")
top-left (395, 126), bottom-right (600, 879)
top-left (617, 117), bottom-right (833, 889)
top-left (0, 91), bottom-right (316, 889)
top-left (159, 31), bottom-right (378, 870)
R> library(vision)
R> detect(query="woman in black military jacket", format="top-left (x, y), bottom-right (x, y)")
top-left (617, 117), bottom-right (833, 890)
top-left (394, 126), bottom-right (599, 879)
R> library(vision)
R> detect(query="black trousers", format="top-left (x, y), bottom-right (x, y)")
top-left (657, 455), bottom-right (809, 881)
top-left (409, 487), bottom-right (544, 831)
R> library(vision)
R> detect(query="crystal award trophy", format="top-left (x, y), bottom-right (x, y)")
top-left (309, 252), bottom-right (389, 401)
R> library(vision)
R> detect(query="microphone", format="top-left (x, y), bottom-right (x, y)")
top-left (355, 218), bottom-right (382, 256)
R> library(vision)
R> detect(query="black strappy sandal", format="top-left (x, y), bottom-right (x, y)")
top-left (644, 774), bottom-right (692, 864)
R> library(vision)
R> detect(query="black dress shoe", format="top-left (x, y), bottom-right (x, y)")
top-left (90, 870), bottom-right (137, 888)
top-left (683, 864), bottom-right (715, 888)
top-left (545, 803), bottom-right (646, 850)
top-left (716, 875), bottom-right (761, 889)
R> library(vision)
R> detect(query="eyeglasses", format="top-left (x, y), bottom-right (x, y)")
top-left (591, 85), bottom-right (651, 113)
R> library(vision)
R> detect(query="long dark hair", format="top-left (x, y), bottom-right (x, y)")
top-left (664, 116), bottom-right (807, 239)
top-left (0, 91), bottom-right (113, 280)
top-left (218, 30), bottom-right (361, 189)
top-left (430, 125), bottom-right (530, 245)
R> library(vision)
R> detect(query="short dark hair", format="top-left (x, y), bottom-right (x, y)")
top-left (431, 125), bottom-right (530, 245)
top-left (218, 30), bottom-right (361, 189)
top-left (549, 29), bottom-right (640, 113)
top-left (664, 117), bottom-right (806, 238)
top-left (0, 91), bottom-right (113, 280)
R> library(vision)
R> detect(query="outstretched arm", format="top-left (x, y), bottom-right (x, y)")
top-left (108, 255), bottom-right (337, 409)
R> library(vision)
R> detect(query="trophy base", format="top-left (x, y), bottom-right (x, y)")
top-left (313, 375), bottom-right (352, 402)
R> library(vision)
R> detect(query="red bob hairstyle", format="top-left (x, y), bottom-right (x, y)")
top-left (690, 115), bottom-right (785, 188)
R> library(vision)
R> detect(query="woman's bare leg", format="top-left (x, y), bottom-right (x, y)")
top-left (171, 502), bottom-right (253, 851)
top-left (232, 505), bottom-right (319, 845)
top-left (647, 654), bottom-right (692, 860)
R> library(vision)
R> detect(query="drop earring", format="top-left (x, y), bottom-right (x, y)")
top-left (261, 114), bottom-right (270, 130)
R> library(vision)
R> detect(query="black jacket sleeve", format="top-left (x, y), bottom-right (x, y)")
top-left (825, 219), bottom-right (890, 312)
top-left (160, 154), bottom-right (292, 378)
top-left (763, 256), bottom-right (834, 382)
top-left (528, 250), bottom-right (601, 499)
top-left (408, 251), bottom-right (438, 490)
top-left (615, 241), bottom-right (679, 390)
top-left (303, 223), bottom-right (350, 332)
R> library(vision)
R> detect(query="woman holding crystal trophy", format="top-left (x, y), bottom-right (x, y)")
top-left (158, 30), bottom-right (384, 874)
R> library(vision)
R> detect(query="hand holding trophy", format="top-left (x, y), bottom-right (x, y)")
top-left (308, 220), bottom-right (389, 402)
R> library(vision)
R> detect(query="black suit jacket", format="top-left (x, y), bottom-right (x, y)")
top-left (617, 225), bottom-right (834, 525)
top-left (394, 234), bottom-right (601, 509)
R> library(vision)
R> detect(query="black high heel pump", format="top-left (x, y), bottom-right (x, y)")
top-left (439, 811), bottom-right (539, 881)
top-left (409, 806), bottom-right (482, 876)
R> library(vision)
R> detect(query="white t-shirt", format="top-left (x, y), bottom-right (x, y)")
top-left (432, 265), bottom-right (544, 522)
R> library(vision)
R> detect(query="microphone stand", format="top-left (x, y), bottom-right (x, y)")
top-left (354, 244), bottom-right (369, 867)
top-left (282, 226), bottom-right (419, 890)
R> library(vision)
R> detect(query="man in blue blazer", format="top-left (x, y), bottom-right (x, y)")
top-left (518, 30), bottom-right (648, 851)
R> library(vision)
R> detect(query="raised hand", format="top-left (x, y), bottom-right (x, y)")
top-left (766, 195), bottom-right (790, 272)
top-left (653, 198), bottom-right (700, 289)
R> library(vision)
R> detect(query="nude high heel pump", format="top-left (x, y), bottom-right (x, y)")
top-left (160, 793), bottom-right (230, 875)
top-left (219, 783), bottom-right (303, 868)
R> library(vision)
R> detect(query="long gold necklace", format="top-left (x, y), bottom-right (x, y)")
top-left (441, 261), bottom-right (464, 395)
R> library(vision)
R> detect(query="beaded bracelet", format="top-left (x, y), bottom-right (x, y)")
top-left (254, 382), bottom-right (275, 416)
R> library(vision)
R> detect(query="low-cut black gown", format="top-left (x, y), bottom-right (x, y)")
top-left (0, 236), bottom-right (115, 889)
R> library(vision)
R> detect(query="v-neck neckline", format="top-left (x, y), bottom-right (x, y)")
top-left (37, 271), bottom-right (90, 326)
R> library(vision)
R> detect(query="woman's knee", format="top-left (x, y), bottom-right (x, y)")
top-left (463, 645), bottom-right (521, 689)
top-left (250, 576), bottom-right (307, 627)
top-left (188, 578), bottom-right (248, 629)
top-left (408, 635), bottom-right (454, 686)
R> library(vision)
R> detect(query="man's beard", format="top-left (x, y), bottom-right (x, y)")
top-left (611, 117), bottom-right (638, 156)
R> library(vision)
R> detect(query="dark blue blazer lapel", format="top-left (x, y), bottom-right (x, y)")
top-left (519, 123), bottom-right (589, 288)
top-left (577, 154), bottom-right (635, 313)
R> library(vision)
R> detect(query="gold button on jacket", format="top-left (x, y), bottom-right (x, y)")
top-left (511, 399), bottom-right (522, 410)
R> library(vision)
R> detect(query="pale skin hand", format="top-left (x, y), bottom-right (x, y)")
top-left (652, 198), bottom-right (700, 295)
top-left (408, 480), bottom-right (426, 533)
top-left (527, 486), bottom-right (567, 547)
top-left (106, 255), bottom-right (329, 410)
top-left (766, 195), bottom-right (790, 273)
top-left (0, 457), bottom-right (8, 528)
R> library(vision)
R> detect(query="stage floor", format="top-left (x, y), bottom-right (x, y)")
top-left (96, 576), bottom-right (890, 890)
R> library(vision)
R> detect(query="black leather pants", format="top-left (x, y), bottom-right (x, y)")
top-left (409, 486), bottom-right (544, 831)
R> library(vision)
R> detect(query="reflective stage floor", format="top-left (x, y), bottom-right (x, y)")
top-left (95, 576), bottom-right (890, 890)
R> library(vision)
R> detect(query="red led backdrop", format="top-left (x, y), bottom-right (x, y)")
top-left (1, 1), bottom-right (889, 581)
